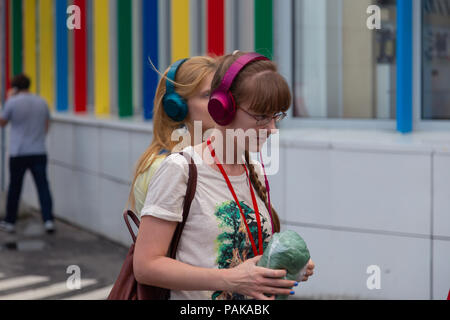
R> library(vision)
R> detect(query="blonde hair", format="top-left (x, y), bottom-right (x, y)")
top-left (211, 52), bottom-right (292, 233)
top-left (127, 56), bottom-right (218, 212)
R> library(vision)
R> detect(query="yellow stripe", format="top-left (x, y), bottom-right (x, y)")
top-left (94, 0), bottom-right (110, 116)
top-left (171, 0), bottom-right (190, 62)
top-left (24, 0), bottom-right (37, 93)
top-left (39, 0), bottom-right (54, 109)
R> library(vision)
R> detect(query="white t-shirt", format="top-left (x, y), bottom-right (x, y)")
top-left (141, 146), bottom-right (274, 300)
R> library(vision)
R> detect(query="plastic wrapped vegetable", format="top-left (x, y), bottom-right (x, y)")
top-left (257, 230), bottom-right (311, 300)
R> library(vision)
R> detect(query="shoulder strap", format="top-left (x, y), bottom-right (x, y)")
top-left (168, 151), bottom-right (197, 258)
top-left (123, 151), bottom-right (197, 251)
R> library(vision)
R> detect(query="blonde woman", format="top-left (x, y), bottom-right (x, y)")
top-left (129, 56), bottom-right (218, 216)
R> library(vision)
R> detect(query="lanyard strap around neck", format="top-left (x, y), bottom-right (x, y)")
top-left (207, 138), bottom-right (263, 256)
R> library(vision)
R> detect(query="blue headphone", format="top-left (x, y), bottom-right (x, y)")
top-left (163, 58), bottom-right (189, 122)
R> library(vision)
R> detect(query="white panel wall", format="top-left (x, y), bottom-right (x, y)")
top-left (433, 153), bottom-right (450, 237)
top-left (285, 147), bottom-right (431, 235)
top-left (432, 152), bottom-right (450, 300)
top-left (433, 240), bottom-right (450, 300)
top-left (288, 225), bottom-right (431, 300)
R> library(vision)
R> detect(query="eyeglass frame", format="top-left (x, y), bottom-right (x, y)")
top-left (237, 106), bottom-right (287, 126)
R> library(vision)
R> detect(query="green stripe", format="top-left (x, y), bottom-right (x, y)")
top-left (117, 0), bottom-right (133, 117)
top-left (12, 0), bottom-right (23, 76)
top-left (254, 0), bottom-right (273, 58)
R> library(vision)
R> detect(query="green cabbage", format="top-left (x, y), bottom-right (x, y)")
top-left (257, 230), bottom-right (311, 300)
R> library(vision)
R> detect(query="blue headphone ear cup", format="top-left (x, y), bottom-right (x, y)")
top-left (163, 93), bottom-right (188, 122)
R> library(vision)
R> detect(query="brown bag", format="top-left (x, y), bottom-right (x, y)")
top-left (107, 152), bottom-right (198, 300)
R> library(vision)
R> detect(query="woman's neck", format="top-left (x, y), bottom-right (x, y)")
top-left (198, 130), bottom-right (246, 176)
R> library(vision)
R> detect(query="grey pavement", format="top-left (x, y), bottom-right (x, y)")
top-left (0, 208), bottom-right (128, 300)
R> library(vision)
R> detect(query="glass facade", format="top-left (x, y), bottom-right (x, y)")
top-left (293, 0), bottom-right (397, 120)
top-left (422, 0), bottom-right (450, 120)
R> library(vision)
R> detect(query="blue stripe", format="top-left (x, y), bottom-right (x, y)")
top-left (142, 0), bottom-right (158, 120)
top-left (55, 0), bottom-right (68, 112)
top-left (396, 0), bottom-right (413, 134)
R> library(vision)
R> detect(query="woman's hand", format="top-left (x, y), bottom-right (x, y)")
top-left (223, 255), bottom-right (297, 300)
top-left (298, 259), bottom-right (315, 282)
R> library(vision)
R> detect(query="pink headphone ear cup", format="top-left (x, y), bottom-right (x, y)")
top-left (208, 90), bottom-right (236, 126)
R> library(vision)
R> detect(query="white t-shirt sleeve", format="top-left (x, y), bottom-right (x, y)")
top-left (140, 153), bottom-right (189, 222)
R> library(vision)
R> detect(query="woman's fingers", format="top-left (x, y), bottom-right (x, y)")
top-left (302, 270), bottom-right (314, 281)
top-left (261, 277), bottom-right (296, 289)
top-left (249, 255), bottom-right (263, 264)
top-left (257, 267), bottom-right (287, 279)
top-left (260, 286), bottom-right (295, 296)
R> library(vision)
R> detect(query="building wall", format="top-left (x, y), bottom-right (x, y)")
top-left (11, 115), bottom-right (450, 300)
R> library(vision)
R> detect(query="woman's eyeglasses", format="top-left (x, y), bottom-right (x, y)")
top-left (238, 107), bottom-right (287, 126)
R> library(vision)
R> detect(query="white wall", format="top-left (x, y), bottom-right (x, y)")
top-left (14, 115), bottom-right (450, 300)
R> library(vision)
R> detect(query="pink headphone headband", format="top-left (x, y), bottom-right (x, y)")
top-left (218, 52), bottom-right (269, 92)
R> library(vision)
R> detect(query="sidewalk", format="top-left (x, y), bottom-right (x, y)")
top-left (0, 208), bottom-right (128, 300)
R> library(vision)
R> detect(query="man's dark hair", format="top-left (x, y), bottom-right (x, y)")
top-left (11, 74), bottom-right (31, 90)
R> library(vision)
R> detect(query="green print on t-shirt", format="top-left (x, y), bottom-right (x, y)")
top-left (212, 200), bottom-right (271, 300)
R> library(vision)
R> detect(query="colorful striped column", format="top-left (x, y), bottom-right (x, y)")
top-left (86, 0), bottom-right (94, 112)
top-left (24, 0), bottom-right (37, 93)
top-left (109, 0), bottom-right (118, 117)
top-left (142, 0), bottom-right (158, 120)
top-left (2, 0), bottom-right (280, 120)
top-left (207, 0), bottom-right (224, 56)
top-left (397, 0), bottom-right (413, 133)
top-left (0, 0), bottom-right (6, 99)
top-left (56, 0), bottom-right (68, 112)
top-left (4, 0), bottom-right (10, 92)
top-left (93, 0), bottom-right (110, 116)
top-left (73, 0), bottom-right (87, 113)
top-left (0, 0), bottom-right (5, 193)
top-left (39, 0), bottom-right (55, 109)
top-left (254, 0), bottom-right (273, 58)
top-left (132, 0), bottom-right (142, 118)
top-left (117, 0), bottom-right (133, 118)
top-left (11, 0), bottom-right (22, 76)
top-left (171, 0), bottom-right (190, 62)
top-left (237, 0), bottom-right (254, 53)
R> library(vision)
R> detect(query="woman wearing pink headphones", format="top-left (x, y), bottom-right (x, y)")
top-left (134, 51), bottom-right (314, 300)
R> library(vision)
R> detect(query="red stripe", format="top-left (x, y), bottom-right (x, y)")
top-left (207, 0), bottom-right (224, 56)
top-left (73, 0), bottom-right (87, 113)
top-left (5, 0), bottom-right (10, 93)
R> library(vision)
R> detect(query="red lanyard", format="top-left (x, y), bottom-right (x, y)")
top-left (207, 138), bottom-right (263, 256)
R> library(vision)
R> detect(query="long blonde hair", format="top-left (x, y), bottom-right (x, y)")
top-left (128, 56), bottom-right (218, 212)
top-left (211, 52), bottom-right (292, 233)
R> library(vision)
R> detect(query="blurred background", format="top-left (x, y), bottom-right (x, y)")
top-left (0, 0), bottom-right (449, 300)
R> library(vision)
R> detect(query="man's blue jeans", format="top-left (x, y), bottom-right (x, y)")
top-left (4, 154), bottom-right (53, 224)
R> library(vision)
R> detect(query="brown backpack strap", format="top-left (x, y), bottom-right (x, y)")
top-left (123, 152), bottom-right (197, 255)
top-left (168, 151), bottom-right (197, 258)
top-left (123, 210), bottom-right (140, 243)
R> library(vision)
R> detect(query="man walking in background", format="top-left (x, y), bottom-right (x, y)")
top-left (0, 74), bottom-right (55, 234)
